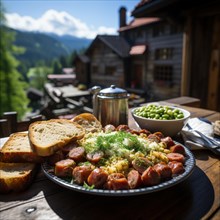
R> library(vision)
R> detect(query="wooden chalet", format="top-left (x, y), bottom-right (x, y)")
top-left (132, 0), bottom-right (220, 110)
top-left (118, 9), bottom-right (183, 100)
top-left (85, 35), bottom-right (130, 87)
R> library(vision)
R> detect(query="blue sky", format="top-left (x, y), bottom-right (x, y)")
top-left (3, 0), bottom-right (140, 39)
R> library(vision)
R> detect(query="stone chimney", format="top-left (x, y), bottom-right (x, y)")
top-left (119, 7), bottom-right (127, 28)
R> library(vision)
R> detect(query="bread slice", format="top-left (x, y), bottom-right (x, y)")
top-left (28, 119), bottom-right (85, 156)
top-left (71, 113), bottom-right (102, 133)
top-left (0, 162), bottom-right (37, 193)
top-left (0, 132), bottom-right (43, 163)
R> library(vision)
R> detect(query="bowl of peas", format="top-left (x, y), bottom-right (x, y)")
top-left (131, 104), bottom-right (190, 137)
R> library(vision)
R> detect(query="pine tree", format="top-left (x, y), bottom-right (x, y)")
top-left (52, 59), bottom-right (62, 74)
top-left (27, 61), bottom-right (52, 91)
top-left (0, 1), bottom-right (29, 119)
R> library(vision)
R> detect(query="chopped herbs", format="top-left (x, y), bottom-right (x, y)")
top-left (83, 182), bottom-right (95, 190)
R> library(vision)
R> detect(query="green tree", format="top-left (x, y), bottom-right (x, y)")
top-left (52, 59), bottom-right (62, 74)
top-left (0, 1), bottom-right (29, 119)
top-left (59, 55), bottom-right (68, 68)
top-left (27, 61), bottom-right (52, 91)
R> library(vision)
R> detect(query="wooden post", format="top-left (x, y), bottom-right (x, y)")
top-left (3, 112), bottom-right (17, 133)
top-left (207, 15), bottom-right (220, 110)
top-left (181, 16), bottom-right (192, 96)
top-left (0, 119), bottom-right (10, 138)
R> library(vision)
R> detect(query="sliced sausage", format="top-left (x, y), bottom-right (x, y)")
top-left (129, 129), bottom-right (142, 135)
top-left (170, 144), bottom-right (185, 155)
top-left (147, 134), bottom-right (160, 143)
top-left (161, 136), bottom-right (175, 148)
top-left (55, 159), bottom-right (75, 177)
top-left (141, 167), bottom-right (161, 186)
top-left (167, 153), bottom-right (185, 163)
top-left (139, 129), bottom-right (151, 136)
top-left (116, 125), bottom-right (130, 131)
top-left (168, 161), bottom-right (185, 175)
top-left (62, 141), bottom-right (79, 155)
top-left (72, 165), bottom-right (93, 185)
top-left (127, 169), bottom-right (142, 189)
top-left (153, 131), bottom-right (164, 139)
top-left (132, 157), bottom-right (153, 174)
top-left (86, 151), bottom-right (104, 163)
top-left (87, 168), bottom-right (108, 188)
top-left (106, 173), bottom-right (129, 190)
top-left (68, 147), bottom-right (85, 162)
top-left (153, 162), bottom-right (172, 179)
top-left (47, 150), bottom-right (64, 166)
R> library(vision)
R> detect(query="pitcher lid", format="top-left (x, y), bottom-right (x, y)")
top-left (98, 85), bottom-right (128, 98)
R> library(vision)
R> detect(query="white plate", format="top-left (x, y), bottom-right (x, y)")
top-left (42, 143), bottom-right (195, 196)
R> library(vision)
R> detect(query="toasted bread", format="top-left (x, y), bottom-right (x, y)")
top-left (0, 132), bottom-right (43, 163)
top-left (71, 113), bottom-right (102, 133)
top-left (28, 119), bottom-right (85, 156)
top-left (0, 162), bottom-right (37, 193)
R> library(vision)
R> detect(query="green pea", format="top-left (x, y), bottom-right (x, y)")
top-left (150, 113), bottom-right (155, 118)
top-left (177, 114), bottom-right (184, 119)
top-left (134, 105), bottom-right (184, 120)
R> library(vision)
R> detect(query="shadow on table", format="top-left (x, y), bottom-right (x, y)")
top-left (45, 166), bottom-right (214, 220)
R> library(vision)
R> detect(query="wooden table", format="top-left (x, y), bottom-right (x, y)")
top-left (1, 105), bottom-right (220, 220)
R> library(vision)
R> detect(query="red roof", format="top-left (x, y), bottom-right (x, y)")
top-left (119, 17), bottom-right (160, 32)
top-left (129, 45), bottom-right (147, 55)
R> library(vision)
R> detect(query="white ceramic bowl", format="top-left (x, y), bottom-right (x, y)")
top-left (131, 105), bottom-right (191, 137)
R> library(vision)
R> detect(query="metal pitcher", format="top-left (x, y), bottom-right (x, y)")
top-left (91, 85), bottom-right (129, 127)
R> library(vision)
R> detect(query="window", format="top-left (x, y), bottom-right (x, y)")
top-left (155, 48), bottom-right (173, 60)
top-left (154, 65), bottom-right (173, 87)
top-left (105, 66), bottom-right (116, 75)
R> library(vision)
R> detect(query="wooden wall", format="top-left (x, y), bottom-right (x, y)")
top-left (124, 20), bottom-right (183, 100)
top-left (75, 62), bottom-right (90, 86)
top-left (182, 14), bottom-right (220, 111)
top-left (88, 41), bottom-right (125, 88)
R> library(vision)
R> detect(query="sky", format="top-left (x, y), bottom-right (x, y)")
top-left (2, 0), bottom-right (140, 39)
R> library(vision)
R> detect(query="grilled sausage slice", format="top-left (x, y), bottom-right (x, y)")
top-left (87, 168), bottom-right (108, 188)
top-left (167, 153), bottom-right (185, 163)
top-left (153, 162), bottom-right (172, 179)
top-left (168, 161), bottom-right (185, 175)
top-left (68, 147), bottom-right (85, 162)
top-left (161, 136), bottom-right (175, 147)
top-left (72, 165), bottom-right (93, 185)
top-left (170, 144), bottom-right (185, 155)
top-left (86, 151), bottom-right (104, 163)
top-left (132, 157), bottom-right (152, 174)
top-left (105, 173), bottom-right (129, 190)
top-left (127, 169), bottom-right (142, 189)
top-left (141, 167), bottom-right (161, 186)
top-left (62, 141), bottom-right (79, 155)
top-left (47, 150), bottom-right (64, 166)
top-left (55, 159), bottom-right (76, 177)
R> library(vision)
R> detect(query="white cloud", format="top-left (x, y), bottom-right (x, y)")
top-left (5, 9), bottom-right (117, 39)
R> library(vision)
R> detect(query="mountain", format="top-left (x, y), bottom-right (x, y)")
top-left (6, 27), bottom-right (92, 66)
top-left (47, 33), bottom-right (91, 54)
